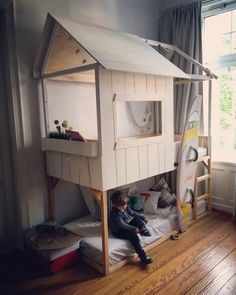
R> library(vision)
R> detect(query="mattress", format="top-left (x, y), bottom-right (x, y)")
top-left (64, 201), bottom-right (206, 265)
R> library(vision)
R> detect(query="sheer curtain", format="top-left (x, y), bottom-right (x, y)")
top-left (158, 1), bottom-right (203, 134)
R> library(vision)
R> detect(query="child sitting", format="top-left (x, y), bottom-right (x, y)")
top-left (110, 190), bottom-right (153, 265)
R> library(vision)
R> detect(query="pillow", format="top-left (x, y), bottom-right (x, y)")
top-left (128, 195), bottom-right (144, 212)
top-left (151, 177), bottom-right (172, 193)
top-left (143, 191), bottom-right (161, 214)
top-left (158, 189), bottom-right (176, 208)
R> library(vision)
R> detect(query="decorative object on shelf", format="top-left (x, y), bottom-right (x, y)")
top-left (49, 119), bottom-right (74, 139)
top-left (126, 101), bottom-right (154, 133)
top-left (65, 130), bottom-right (87, 142)
top-left (49, 119), bottom-right (71, 139)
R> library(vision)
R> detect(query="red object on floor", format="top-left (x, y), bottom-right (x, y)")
top-left (25, 244), bottom-right (80, 273)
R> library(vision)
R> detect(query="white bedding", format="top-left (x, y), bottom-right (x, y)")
top-left (64, 201), bottom-right (206, 265)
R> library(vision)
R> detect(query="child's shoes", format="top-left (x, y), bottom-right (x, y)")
top-left (140, 256), bottom-right (153, 265)
top-left (140, 229), bottom-right (151, 237)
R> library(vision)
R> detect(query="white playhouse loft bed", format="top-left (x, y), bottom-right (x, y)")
top-left (33, 14), bottom-right (217, 275)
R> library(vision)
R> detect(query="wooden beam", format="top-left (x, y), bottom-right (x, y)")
top-left (145, 38), bottom-right (218, 80)
top-left (48, 71), bottom-right (95, 83)
top-left (101, 191), bottom-right (109, 275)
top-left (90, 188), bottom-right (102, 205)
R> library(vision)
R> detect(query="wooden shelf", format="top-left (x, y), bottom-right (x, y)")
top-left (42, 137), bottom-right (98, 157)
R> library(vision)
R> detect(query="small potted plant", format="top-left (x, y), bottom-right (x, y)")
top-left (49, 120), bottom-right (72, 139)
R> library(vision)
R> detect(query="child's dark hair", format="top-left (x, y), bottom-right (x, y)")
top-left (111, 190), bottom-right (128, 207)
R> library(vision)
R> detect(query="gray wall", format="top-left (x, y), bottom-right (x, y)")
top-left (14, 0), bottom-right (163, 227)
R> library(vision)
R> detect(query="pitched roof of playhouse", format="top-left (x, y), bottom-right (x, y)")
top-left (33, 13), bottom-right (189, 79)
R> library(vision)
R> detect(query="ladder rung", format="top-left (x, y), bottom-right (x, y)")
top-left (198, 155), bottom-right (210, 162)
top-left (197, 174), bottom-right (211, 183)
top-left (196, 193), bottom-right (210, 202)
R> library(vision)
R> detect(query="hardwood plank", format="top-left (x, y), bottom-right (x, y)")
top-left (3, 212), bottom-right (235, 295)
top-left (184, 250), bottom-right (236, 295)
top-left (216, 274), bottom-right (236, 295)
top-left (156, 235), bottom-right (236, 295)
top-left (118, 218), bottom-right (235, 295)
top-left (71, 212), bottom-right (221, 295)
top-left (79, 212), bottom-right (229, 295)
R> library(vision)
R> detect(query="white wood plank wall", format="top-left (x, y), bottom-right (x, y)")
top-left (99, 68), bottom-right (175, 190)
top-left (46, 151), bottom-right (102, 190)
top-left (44, 68), bottom-right (175, 191)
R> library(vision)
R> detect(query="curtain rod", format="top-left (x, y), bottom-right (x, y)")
top-left (202, 0), bottom-right (236, 10)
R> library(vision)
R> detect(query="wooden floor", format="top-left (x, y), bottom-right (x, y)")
top-left (1, 210), bottom-right (236, 295)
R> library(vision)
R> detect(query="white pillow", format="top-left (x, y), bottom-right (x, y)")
top-left (143, 191), bottom-right (161, 214)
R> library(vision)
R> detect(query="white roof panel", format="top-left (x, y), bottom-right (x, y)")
top-left (50, 14), bottom-right (189, 78)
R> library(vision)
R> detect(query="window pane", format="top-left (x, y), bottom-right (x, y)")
top-left (232, 32), bottom-right (236, 53)
top-left (232, 10), bottom-right (236, 31)
top-left (212, 66), bottom-right (236, 161)
top-left (205, 12), bottom-right (232, 60)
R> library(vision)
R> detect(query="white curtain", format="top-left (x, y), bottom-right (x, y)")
top-left (158, 1), bottom-right (203, 134)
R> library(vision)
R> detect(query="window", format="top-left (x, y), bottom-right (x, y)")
top-left (203, 5), bottom-right (236, 162)
top-left (113, 99), bottom-right (163, 148)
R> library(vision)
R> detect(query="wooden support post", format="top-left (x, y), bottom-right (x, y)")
top-left (47, 176), bottom-right (59, 223)
top-left (207, 157), bottom-right (212, 215)
top-left (101, 190), bottom-right (109, 275)
top-left (90, 188), bottom-right (102, 205)
top-left (234, 174), bottom-right (236, 223)
top-left (193, 172), bottom-right (198, 219)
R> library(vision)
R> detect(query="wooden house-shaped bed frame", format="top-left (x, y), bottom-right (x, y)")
top-left (33, 14), bottom-right (216, 275)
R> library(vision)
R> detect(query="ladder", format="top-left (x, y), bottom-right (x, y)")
top-left (193, 154), bottom-right (212, 219)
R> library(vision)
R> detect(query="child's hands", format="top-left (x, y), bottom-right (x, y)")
top-left (135, 228), bottom-right (140, 234)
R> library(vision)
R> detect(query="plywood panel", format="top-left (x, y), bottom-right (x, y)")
top-left (148, 143), bottom-right (159, 176)
top-left (126, 147), bottom-right (140, 183)
top-left (62, 154), bottom-right (71, 182)
top-left (115, 149), bottom-right (126, 186)
top-left (45, 25), bottom-right (96, 74)
top-left (138, 145), bottom-right (148, 179)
